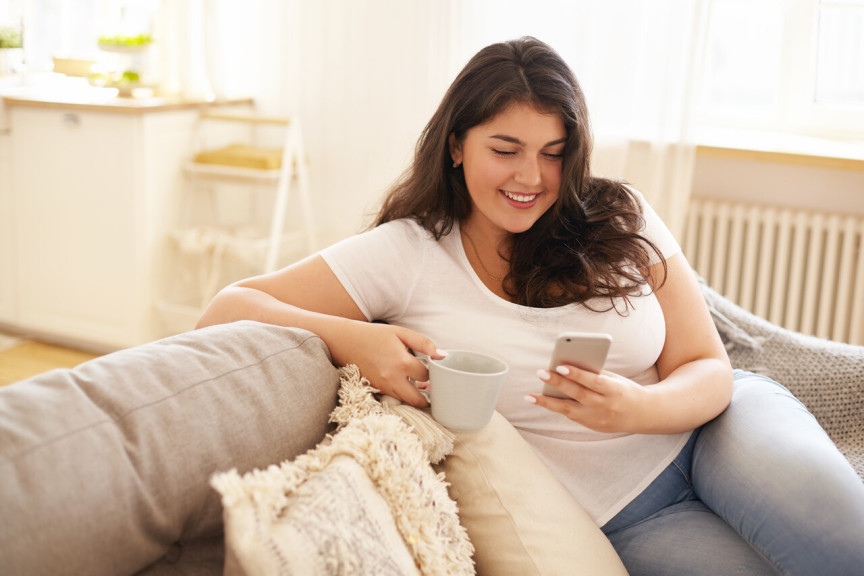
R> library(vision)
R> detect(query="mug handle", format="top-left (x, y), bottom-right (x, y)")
top-left (409, 348), bottom-right (431, 367)
top-left (408, 349), bottom-right (432, 403)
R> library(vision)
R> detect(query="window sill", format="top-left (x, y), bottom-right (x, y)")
top-left (695, 127), bottom-right (864, 172)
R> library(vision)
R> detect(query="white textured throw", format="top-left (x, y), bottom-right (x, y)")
top-left (211, 365), bottom-right (474, 576)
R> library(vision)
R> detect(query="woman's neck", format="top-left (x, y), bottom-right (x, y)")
top-left (460, 221), bottom-right (511, 287)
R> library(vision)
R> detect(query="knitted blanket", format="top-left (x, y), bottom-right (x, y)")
top-left (701, 281), bottom-right (864, 479)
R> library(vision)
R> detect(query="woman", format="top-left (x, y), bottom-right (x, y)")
top-left (198, 37), bottom-right (864, 574)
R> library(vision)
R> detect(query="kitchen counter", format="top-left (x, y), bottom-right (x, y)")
top-left (0, 75), bottom-right (252, 129)
top-left (2, 91), bottom-right (253, 114)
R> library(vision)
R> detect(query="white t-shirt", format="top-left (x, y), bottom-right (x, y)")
top-left (320, 194), bottom-right (689, 525)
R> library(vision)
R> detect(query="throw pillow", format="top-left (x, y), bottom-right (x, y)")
top-left (435, 411), bottom-right (629, 576)
top-left (211, 365), bottom-right (474, 576)
top-left (217, 455), bottom-right (422, 576)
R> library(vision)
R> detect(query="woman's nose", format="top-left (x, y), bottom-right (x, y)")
top-left (515, 156), bottom-right (542, 186)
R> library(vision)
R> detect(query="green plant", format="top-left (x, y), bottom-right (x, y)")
top-left (0, 26), bottom-right (23, 49)
top-left (98, 33), bottom-right (152, 48)
top-left (120, 70), bottom-right (140, 83)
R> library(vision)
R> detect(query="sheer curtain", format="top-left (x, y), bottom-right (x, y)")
top-left (450, 0), bottom-right (709, 238)
top-left (244, 0), bottom-right (455, 247)
top-left (183, 0), bottom-right (706, 244)
top-left (156, 0), bottom-right (249, 102)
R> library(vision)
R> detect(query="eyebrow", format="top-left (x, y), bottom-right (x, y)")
top-left (490, 134), bottom-right (567, 148)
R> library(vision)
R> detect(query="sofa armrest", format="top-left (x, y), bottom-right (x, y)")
top-left (0, 321), bottom-right (340, 576)
top-left (701, 281), bottom-right (864, 479)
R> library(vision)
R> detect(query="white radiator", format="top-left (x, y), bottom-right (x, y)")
top-left (682, 197), bottom-right (864, 346)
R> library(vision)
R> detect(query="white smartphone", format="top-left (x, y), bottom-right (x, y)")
top-left (542, 332), bottom-right (612, 398)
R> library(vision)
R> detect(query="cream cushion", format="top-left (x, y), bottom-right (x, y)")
top-left (436, 411), bottom-right (629, 576)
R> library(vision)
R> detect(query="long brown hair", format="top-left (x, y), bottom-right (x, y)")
top-left (375, 37), bottom-right (665, 310)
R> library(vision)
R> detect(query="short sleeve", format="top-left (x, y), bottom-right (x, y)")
top-left (319, 220), bottom-right (430, 322)
top-left (630, 188), bottom-right (681, 263)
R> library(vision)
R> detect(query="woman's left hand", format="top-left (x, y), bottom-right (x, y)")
top-left (526, 365), bottom-right (649, 433)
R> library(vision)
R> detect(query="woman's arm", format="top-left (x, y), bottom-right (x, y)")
top-left (639, 252), bottom-right (734, 431)
top-left (197, 254), bottom-right (442, 406)
top-left (529, 253), bottom-right (734, 434)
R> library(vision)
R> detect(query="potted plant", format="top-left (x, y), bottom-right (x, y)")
top-left (97, 33), bottom-right (152, 50)
top-left (95, 32), bottom-right (154, 94)
top-left (0, 25), bottom-right (23, 76)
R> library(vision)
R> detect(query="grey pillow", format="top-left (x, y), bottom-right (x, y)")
top-left (0, 321), bottom-right (340, 576)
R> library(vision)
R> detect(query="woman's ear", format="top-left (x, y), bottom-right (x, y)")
top-left (448, 133), bottom-right (463, 167)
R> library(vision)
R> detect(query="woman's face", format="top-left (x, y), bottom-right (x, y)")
top-left (450, 102), bottom-right (566, 239)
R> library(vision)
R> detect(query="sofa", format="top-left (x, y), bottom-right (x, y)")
top-left (1, 282), bottom-right (862, 576)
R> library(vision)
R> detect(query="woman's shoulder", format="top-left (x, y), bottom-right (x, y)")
top-left (325, 218), bottom-right (444, 256)
top-left (619, 184), bottom-right (651, 212)
top-left (376, 217), bottom-right (427, 233)
top-left (372, 217), bottom-right (441, 243)
top-left (322, 218), bottom-right (440, 260)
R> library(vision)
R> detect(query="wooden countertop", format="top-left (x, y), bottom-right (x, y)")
top-left (2, 92), bottom-right (254, 114)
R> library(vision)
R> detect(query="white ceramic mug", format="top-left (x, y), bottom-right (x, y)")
top-left (415, 350), bottom-right (508, 431)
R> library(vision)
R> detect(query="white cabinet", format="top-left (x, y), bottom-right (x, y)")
top-left (0, 129), bottom-right (15, 323)
top-left (3, 102), bottom-right (199, 350)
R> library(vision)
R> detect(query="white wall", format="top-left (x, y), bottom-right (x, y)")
top-left (252, 0), bottom-right (456, 249)
top-left (692, 153), bottom-right (864, 216)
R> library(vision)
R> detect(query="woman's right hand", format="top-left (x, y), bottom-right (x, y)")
top-left (197, 254), bottom-right (444, 406)
top-left (330, 320), bottom-right (445, 407)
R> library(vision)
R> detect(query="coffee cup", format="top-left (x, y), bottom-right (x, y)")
top-left (414, 350), bottom-right (508, 431)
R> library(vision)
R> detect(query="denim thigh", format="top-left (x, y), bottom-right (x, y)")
top-left (601, 425), bottom-right (776, 576)
top-left (601, 428), bottom-right (700, 535)
top-left (601, 370), bottom-right (864, 576)
top-left (692, 370), bottom-right (864, 576)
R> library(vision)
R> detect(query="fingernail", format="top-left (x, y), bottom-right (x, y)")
top-left (555, 365), bottom-right (569, 376)
top-left (537, 369), bottom-right (551, 381)
top-left (524, 395), bottom-right (537, 404)
top-left (436, 349), bottom-right (448, 357)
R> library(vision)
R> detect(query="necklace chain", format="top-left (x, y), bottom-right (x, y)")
top-left (461, 227), bottom-right (504, 282)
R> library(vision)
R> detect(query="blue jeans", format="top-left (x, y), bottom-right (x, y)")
top-left (601, 370), bottom-right (864, 575)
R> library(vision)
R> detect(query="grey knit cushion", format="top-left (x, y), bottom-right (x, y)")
top-left (701, 281), bottom-right (864, 480)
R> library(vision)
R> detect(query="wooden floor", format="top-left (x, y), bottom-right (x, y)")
top-left (0, 338), bottom-right (99, 387)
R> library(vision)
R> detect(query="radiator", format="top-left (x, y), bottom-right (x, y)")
top-left (682, 197), bottom-right (864, 346)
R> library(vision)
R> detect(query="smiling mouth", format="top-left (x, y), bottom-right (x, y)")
top-left (501, 190), bottom-right (539, 203)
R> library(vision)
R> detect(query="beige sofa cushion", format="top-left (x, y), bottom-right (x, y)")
top-left (0, 321), bottom-right (340, 576)
top-left (436, 411), bottom-right (629, 576)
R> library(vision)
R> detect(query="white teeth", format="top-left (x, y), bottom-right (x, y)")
top-left (503, 190), bottom-right (537, 203)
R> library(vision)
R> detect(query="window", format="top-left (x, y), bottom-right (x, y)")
top-left (697, 0), bottom-right (864, 141)
top-left (815, 0), bottom-right (864, 105)
top-left (1, 0), bottom-right (158, 73)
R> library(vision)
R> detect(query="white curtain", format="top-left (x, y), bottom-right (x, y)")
top-left (450, 0), bottom-right (708, 239)
top-left (254, 0), bottom-right (455, 247)
top-left (156, 0), bottom-right (264, 102)
top-left (156, 0), bottom-right (213, 101)
top-left (178, 0), bottom-right (706, 245)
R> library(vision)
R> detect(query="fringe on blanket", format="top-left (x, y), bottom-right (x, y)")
top-left (211, 364), bottom-right (474, 576)
top-left (330, 364), bottom-right (456, 464)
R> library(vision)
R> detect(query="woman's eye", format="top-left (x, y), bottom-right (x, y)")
top-left (543, 152), bottom-right (564, 159)
top-left (492, 149), bottom-right (516, 156)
